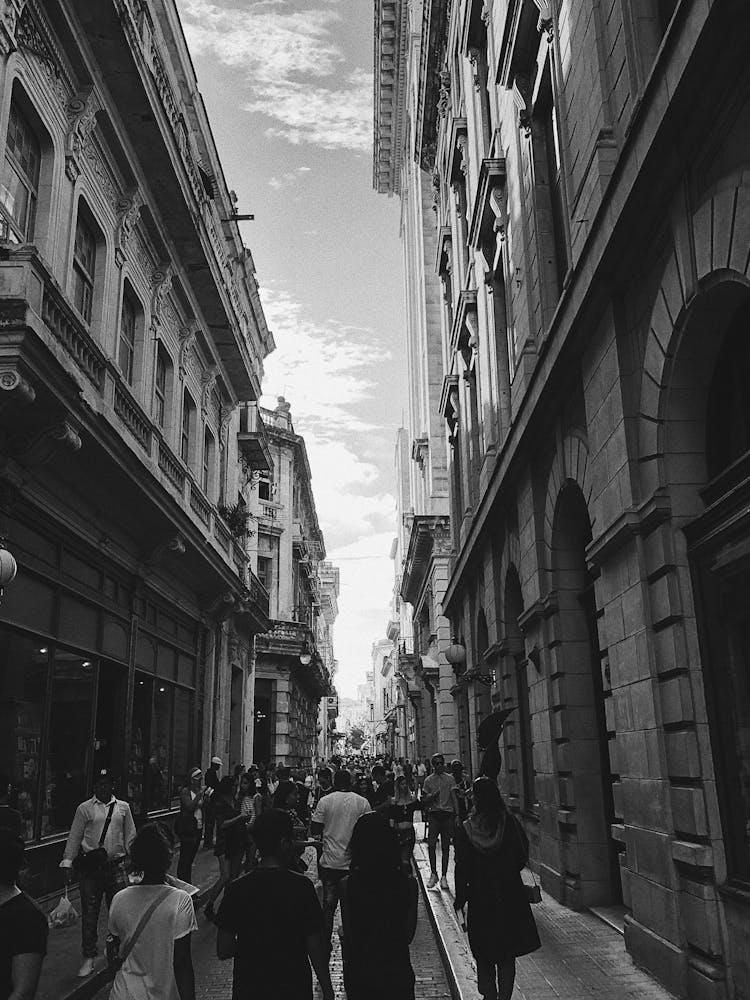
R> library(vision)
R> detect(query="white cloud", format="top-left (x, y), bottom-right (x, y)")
top-left (257, 286), bottom-right (397, 694)
top-left (178, 0), bottom-right (372, 151)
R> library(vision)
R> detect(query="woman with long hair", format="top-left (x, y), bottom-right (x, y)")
top-left (108, 822), bottom-right (196, 1000)
top-left (340, 813), bottom-right (417, 1000)
top-left (453, 777), bottom-right (541, 1000)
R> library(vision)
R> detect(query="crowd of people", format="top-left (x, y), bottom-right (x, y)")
top-left (0, 752), bottom-right (541, 1000)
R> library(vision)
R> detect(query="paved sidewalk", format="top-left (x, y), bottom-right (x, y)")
top-left (414, 841), bottom-right (677, 1000)
top-left (38, 845), bottom-right (222, 1000)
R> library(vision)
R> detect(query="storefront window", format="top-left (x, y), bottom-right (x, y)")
top-left (148, 683), bottom-right (172, 811)
top-left (172, 688), bottom-right (191, 804)
top-left (128, 674), bottom-right (150, 816)
top-left (0, 632), bottom-right (48, 840)
top-left (42, 650), bottom-right (95, 836)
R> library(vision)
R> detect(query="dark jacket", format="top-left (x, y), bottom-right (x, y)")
top-left (453, 812), bottom-right (541, 962)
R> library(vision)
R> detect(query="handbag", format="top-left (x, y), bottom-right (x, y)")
top-left (73, 801), bottom-right (116, 876)
top-left (48, 887), bottom-right (79, 929)
top-left (510, 816), bottom-right (542, 904)
top-left (106, 885), bottom-right (172, 970)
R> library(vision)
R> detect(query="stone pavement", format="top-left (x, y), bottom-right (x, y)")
top-left (414, 841), bottom-right (678, 1000)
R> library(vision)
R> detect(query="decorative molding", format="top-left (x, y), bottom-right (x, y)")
top-left (532, 0), bottom-right (553, 40)
top-left (200, 365), bottom-right (218, 414)
top-left (0, 0), bottom-right (25, 56)
top-left (178, 320), bottom-right (199, 379)
top-left (150, 264), bottom-right (174, 331)
top-left (512, 79), bottom-right (531, 138)
top-left (115, 188), bottom-right (144, 268)
top-left (65, 88), bottom-right (102, 182)
top-left (9, 419), bottom-right (81, 467)
top-left (437, 66), bottom-right (451, 118)
top-left (0, 365), bottom-right (35, 407)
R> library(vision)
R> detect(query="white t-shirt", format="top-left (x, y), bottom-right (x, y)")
top-left (108, 884), bottom-right (197, 1000)
top-left (311, 791), bottom-right (371, 870)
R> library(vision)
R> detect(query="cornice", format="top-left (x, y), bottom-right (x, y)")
top-left (373, 0), bottom-right (410, 195)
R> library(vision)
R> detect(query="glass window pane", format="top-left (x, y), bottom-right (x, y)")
top-left (172, 688), bottom-right (191, 805)
top-left (0, 631), bottom-right (48, 841)
top-left (128, 674), bottom-right (151, 817)
top-left (148, 683), bottom-right (172, 811)
top-left (42, 650), bottom-right (95, 836)
top-left (0, 161), bottom-right (29, 233)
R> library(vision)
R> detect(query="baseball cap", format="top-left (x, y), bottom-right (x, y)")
top-left (94, 768), bottom-right (114, 781)
top-left (190, 767), bottom-right (202, 780)
top-left (211, 756), bottom-right (223, 766)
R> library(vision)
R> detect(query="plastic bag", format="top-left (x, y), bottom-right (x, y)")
top-left (48, 888), bottom-right (78, 929)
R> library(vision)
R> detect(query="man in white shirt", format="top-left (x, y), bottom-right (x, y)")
top-left (422, 753), bottom-right (456, 890)
top-left (310, 769), bottom-right (371, 952)
top-left (60, 768), bottom-right (136, 978)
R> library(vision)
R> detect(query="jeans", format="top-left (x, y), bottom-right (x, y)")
top-left (476, 958), bottom-right (516, 1000)
top-left (427, 813), bottom-right (453, 875)
top-left (319, 865), bottom-right (348, 950)
top-left (177, 836), bottom-right (200, 882)
top-left (79, 860), bottom-right (127, 958)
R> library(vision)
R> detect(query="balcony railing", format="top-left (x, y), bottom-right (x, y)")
top-left (0, 246), bottom-right (266, 603)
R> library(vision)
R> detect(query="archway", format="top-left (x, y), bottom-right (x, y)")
top-left (552, 482), bottom-right (620, 906)
top-left (504, 566), bottom-right (534, 811)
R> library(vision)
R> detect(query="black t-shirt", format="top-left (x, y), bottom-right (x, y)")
top-left (0, 892), bottom-right (48, 1000)
top-left (215, 867), bottom-right (323, 1000)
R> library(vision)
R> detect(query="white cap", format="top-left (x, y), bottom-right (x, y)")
top-left (211, 756), bottom-right (223, 766)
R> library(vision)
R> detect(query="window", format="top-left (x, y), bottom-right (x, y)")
top-left (202, 427), bottom-right (215, 495)
top-left (0, 100), bottom-right (40, 243)
top-left (154, 348), bottom-right (168, 428)
top-left (119, 291), bottom-right (137, 384)
top-left (72, 212), bottom-right (96, 323)
top-left (541, 82), bottom-right (569, 292)
top-left (181, 390), bottom-right (195, 466)
top-left (0, 632), bottom-right (48, 840)
top-left (258, 476), bottom-right (271, 501)
top-left (257, 556), bottom-right (272, 592)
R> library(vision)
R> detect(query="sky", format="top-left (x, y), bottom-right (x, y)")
top-left (176, 0), bottom-right (406, 698)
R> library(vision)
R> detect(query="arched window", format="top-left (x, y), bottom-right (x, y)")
top-left (202, 426), bottom-right (215, 497)
top-left (0, 99), bottom-right (40, 243)
top-left (181, 390), bottom-right (196, 468)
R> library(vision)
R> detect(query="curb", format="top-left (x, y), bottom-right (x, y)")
top-left (412, 845), bottom-right (475, 1000)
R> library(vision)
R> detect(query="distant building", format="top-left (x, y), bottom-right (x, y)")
top-left (250, 398), bottom-right (336, 769)
top-left (375, 0), bottom-right (750, 997)
top-left (0, 0), bottom-right (272, 897)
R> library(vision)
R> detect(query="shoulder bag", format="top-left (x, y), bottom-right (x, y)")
top-left (73, 801), bottom-right (116, 876)
top-left (106, 885), bottom-right (172, 970)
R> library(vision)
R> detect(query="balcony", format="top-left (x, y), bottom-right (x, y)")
top-left (256, 619), bottom-right (329, 698)
top-left (238, 402), bottom-right (272, 473)
top-left (0, 245), bottom-right (268, 622)
top-left (401, 515), bottom-right (452, 605)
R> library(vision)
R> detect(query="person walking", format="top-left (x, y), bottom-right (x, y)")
top-left (108, 822), bottom-right (196, 1000)
top-left (453, 777), bottom-right (540, 1000)
top-left (60, 768), bottom-right (136, 978)
top-left (202, 776), bottom-right (248, 921)
top-left (175, 769), bottom-right (204, 884)
top-left (216, 809), bottom-right (334, 1000)
top-left (422, 753), bottom-right (456, 890)
top-left (450, 759), bottom-right (471, 825)
top-left (389, 775), bottom-right (419, 871)
top-left (202, 757), bottom-right (222, 849)
top-left (0, 831), bottom-right (47, 1000)
top-left (310, 769), bottom-right (371, 952)
top-left (339, 814), bottom-right (417, 1000)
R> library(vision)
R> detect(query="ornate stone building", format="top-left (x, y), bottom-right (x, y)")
top-left (250, 398), bottom-right (336, 769)
top-left (375, 0), bottom-right (750, 997)
top-left (0, 0), bottom-right (273, 897)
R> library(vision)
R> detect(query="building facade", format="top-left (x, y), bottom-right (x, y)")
top-left (0, 0), bottom-right (274, 898)
top-left (375, 0), bottom-right (750, 997)
top-left (250, 398), bottom-right (335, 769)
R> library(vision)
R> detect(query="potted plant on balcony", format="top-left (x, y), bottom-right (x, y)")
top-left (218, 500), bottom-right (251, 541)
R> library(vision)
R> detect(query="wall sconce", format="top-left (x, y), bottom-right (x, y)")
top-left (0, 541), bottom-right (17, 604)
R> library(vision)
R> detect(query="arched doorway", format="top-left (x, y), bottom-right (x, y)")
top-left (504, 567), bottom-right (535, 811)
top-left (552, 482), bottom-right (620, 906)
top-left (682, 287), bottom-right (750, 886)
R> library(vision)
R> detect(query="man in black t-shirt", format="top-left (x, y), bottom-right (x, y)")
top-left (0, 831), bottom-right (47, 1000)
top-left (216, 809), bottom-right (334, 1000)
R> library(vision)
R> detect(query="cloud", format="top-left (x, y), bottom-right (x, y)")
top-left (267, 166), bottom-right (313, 190)
top-left (178, 0), bottom-right (372, 151)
